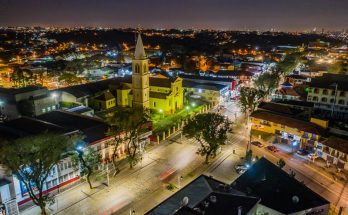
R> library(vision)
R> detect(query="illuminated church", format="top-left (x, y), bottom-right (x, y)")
top-left (112, 34), bottom-right (184, 114)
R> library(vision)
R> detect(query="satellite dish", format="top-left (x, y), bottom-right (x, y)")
top-left (182, 197), bottom-right (189, 206)
top-left (292, 196), bottom-right (300, 204)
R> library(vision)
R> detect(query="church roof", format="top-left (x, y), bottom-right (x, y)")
top-left (134, 34), bottom-right (146, 60)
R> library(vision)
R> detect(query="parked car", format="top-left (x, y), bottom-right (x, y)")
top-left (307, 153), bottom-right (317, 160)
top-left (251, 141), bottom-right (263, 148)
top-left (296, 149), bottom-right (310, 156)
top-left (267, 145), bottom-right (279, 152)
top-left (234, 164), bottom-right (248, 174)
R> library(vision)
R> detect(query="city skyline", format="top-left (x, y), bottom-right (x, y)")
top-left (0, 0), bottom-right (348, 31)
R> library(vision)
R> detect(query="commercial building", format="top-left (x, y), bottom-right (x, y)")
top-left (183, 80), bottom-right (229, 104)
top-left (0, 86), bottom-right (57, 120)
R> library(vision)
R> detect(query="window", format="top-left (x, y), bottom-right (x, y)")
top-left (312, 96), bottom-right (318, 102)
top-left (135, 64), bottom-right (140, 73)
top-left (52, 179), bottom-right (57, 187)
top-left (59, 176), bottom-right (63, 183)
top-left (321, 97), bottom-right (327, 102)
top-left (339, 91), bottom-right (345, 97)
top-left (46, 181), bottom-right (52, 189)
top-left (322, 89), bottom-right (328, 95)
top-left (143, 64), bottom-right (147, 73)
top-left (153, 102), bottom-right (156, 107)
top-left (68, 161), bottom-right (72, 168)
top-left (64, 174), bottom-right (68, 181)
top-left (64, 163), bottom-right (68, 170)
top-left (313, 88), bottom-right (319, 93)
top-left (47, 107), bottom-right (51, 111)
top-left (331, 90), bottom-right (335, 96)
top-left (42, 108), bottom-right (46, 113)
top-left (52, 105), bottom-right (56, 110)
top-left (330, 98), bottom-right (334, 103)
top-left (338, 99), bottom-right (344, 105)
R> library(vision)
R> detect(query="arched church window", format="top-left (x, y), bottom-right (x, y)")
top-left (135, 64), bottom-right (140, 73)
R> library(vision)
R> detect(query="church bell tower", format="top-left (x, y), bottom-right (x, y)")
top-left (132, 34), bottom-right (150, 109)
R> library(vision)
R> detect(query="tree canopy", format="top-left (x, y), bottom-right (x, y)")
top-left (0, 133), bottom-right (78, 215)
top-left (183, 113), bottom-right (231, 163)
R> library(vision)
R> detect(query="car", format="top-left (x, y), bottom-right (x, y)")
top-left (296, 149), bottom-right (310, 156)
top-left (251, 141), bottom-right (263, 148)
top-left (307, 153), bottom-right (317, 160)
top-left (266, 145), bottom-right (279, 152)
top-left (234, 164), bottom-right (248, 174)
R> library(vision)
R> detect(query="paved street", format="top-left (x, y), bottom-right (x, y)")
top-left (20, 102), bottom-right (348, 215)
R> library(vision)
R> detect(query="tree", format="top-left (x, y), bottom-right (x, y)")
top-left (0, 133), bottom-right (77, 215)
top-left (72, 147), bottom-right (101, 189)
top-left (277, 158), bottom-right (286, 169)
top-left (254, 72), bottom-right (280, 96)
top-left (107, 107), bottom-right (151, 169)
top-left (239, 87), bottom-right (263, 114)
top-left (183, 113), bottom-right (232, 163)
top-left (58, 72), bottom-right (83, 86)
top-left (106, 109), bottom-right (132, 175)
top-left (245, 149), bottom-right (253, 165)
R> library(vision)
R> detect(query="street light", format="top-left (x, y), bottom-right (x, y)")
top-left (178, 175), bottom-right (183, 188)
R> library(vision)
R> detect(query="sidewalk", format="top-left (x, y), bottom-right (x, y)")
top-left (19, 142), bottom-right (169, 215)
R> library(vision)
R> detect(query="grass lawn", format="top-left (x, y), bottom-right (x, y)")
top-left (152, 103), bottom-right (206, 135)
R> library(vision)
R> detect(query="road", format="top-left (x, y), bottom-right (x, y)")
top-left (20, 101), bottom-right (348, 215)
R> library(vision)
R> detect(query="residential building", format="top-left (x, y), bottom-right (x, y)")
top-left (307, 74), bottom-right (348, 119)
top-left (315, 136), bottom-right (348, 170)
top-left (93, 90), bottom-right (116, 110)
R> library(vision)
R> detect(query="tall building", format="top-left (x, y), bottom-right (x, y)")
top-left (132, 34), bottom-right (150, 109)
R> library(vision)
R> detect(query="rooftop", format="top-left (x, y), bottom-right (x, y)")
top-left (309, 73), bottom-right (348, 91)
top-left (37, 110), bottom-right (109, 143)
top-left (183, 80), bottom-right (228, 91)
top-left (0, 117), bottom-right (74, 139)
top-left (258, 102), bottom-right (304, 117)
top-left (146, 175), bottom-right (259, 215)
top-left (250, 110), bottom-right (325, 135)
top-left (231, 158), bottom-right (329, 214)
top-left (0, 85), bottom-right (45, 95)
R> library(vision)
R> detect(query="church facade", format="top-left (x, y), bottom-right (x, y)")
top-left (115, 34), bottom-right (184, 114)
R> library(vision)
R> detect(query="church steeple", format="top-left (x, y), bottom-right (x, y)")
top-left (132, 33), bottom-right (149, 109)
top-left (134, 34), bottom-right (146, 60)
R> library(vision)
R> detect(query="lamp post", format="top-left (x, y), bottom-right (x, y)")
top-left (178, 175), bottom-right (183, 188)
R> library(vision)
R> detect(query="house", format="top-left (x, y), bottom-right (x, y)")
top-left (315, 136), bottom-right (348, 170)
top-left (272, 81), bottom-right (301, 101)
top-left (93, 90), bottom-right (116, 110)
top-left (285, 74), bottom-right (310, 86)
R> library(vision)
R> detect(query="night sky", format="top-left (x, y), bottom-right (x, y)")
top-left (1, 0), bottom-right (347, 31)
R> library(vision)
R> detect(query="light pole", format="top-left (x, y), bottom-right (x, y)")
top-left (178, 175), bottom-right (183, 188)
